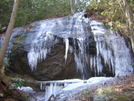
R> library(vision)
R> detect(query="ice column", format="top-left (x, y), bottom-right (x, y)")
top-left (64, 38), bottom-right (69, 63)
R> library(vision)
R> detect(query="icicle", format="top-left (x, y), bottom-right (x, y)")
top-left (90, 57), bottom-right (92, 71)
top-left (64, 38), bottom-right (69, 63)
top-left (40, 83), bottom-right (43, 90)
top-left (44, 83), bottom-right (64, 100)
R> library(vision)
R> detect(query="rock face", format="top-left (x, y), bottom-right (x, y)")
top-left (5, 12), bottom-right (133, 80)
top-left (9, 34), bottom-right (80, 80)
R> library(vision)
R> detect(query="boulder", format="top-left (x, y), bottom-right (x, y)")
top-left (6, 12), bottom-right (133, 80)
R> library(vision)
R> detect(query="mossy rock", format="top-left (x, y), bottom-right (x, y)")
top-left (15, 34), bottom-right (27, 43)
top-left (93, 86), bottom-right (130, 101)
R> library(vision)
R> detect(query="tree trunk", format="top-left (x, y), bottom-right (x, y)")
top-left (70, 0), bottom-right (76, 14)
top-left (123, 0), bottom-right (134, 52)
top-left (0, 1), bottom-right (20, 99)
top-left (0, 0), bottom-right (20, 69)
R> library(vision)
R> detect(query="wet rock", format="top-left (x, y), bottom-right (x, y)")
top-left (9, 36), bottom-right (80, 80)
top-left (6, 12), bottom-right (133, 81)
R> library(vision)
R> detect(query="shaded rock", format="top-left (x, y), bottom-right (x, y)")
top-left (9, 36), bottom-right (80, 80)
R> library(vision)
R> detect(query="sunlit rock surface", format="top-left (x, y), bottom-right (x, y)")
top-left (7, 12), bottom-right (133, 80)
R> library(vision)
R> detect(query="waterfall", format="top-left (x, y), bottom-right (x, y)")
top-left (26, 12), bottom-right (91, 71)
top-left (23, 12), bottom-right (133, 99)
top-left (4, 12), bottom-right (133, 101)
top-left (25, 12), bottom-right (132, 77)
top-left (72, 20), bottom-right (132, 79)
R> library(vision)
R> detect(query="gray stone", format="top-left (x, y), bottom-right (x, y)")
top-left (6, 12), bottom-right (133, 81)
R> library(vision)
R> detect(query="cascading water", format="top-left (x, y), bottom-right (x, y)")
top-left (26, 12), bottom-right (132, 79)
top-left (26, 12), bottom-right (92, 73)
top-left (5, 12), bottom-right (133, 100)
top-left (24, 12), bottom-right (133, 100)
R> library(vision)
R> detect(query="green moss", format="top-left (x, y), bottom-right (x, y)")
top-left (82, 89), bottom-right (90, 94)
top-left (93, 86), bottom-right (131, 101)
top-left (95, 86), bottom-right (114, 95)
top-left (114, 95), bottom-right (128, 100)
top-left (11, 33), bottom-right (27, 53)
top-left (15, 34), bottom-right (27, 43)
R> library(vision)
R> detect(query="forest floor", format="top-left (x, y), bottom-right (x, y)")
top-left (74, 74), bottom-right (134, 101)
top-left (0, 71), bottom-right (29, 101)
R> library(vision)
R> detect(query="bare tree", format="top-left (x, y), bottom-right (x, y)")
top-left (0, 0), bottom-right (20, 74)
top-left (123, 0), bottom-right (134, 51)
